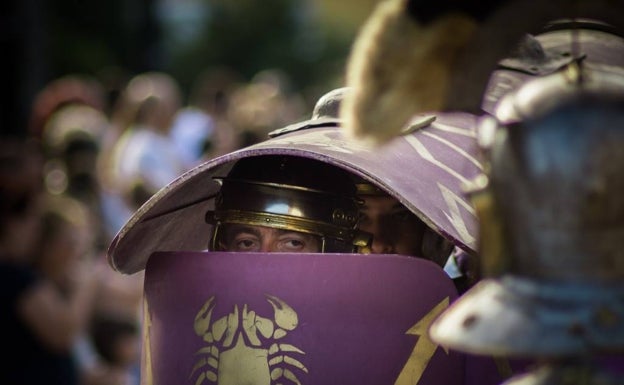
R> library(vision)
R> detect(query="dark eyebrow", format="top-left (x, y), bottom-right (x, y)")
top-left (275, 229), bottom-right (319, 242)
top-left (224, 224), bottom-right (262, 237)
top-left (276, 228), bottom-right (306, 236)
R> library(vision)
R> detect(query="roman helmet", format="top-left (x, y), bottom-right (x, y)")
top-left (430, 61), bottom-right (624, 357)
top-left (205, 155), bottom-right (371, 253)
top-left (482, 19), bottom-right (624, 116)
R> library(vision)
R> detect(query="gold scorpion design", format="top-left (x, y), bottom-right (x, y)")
top-left (190, 294), bottom-right (308, 385)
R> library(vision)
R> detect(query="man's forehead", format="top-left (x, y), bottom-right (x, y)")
top-left (224, 223), bottom-right (310, 236)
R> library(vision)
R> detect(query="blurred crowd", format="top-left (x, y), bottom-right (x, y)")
top-left (0, 67), bottom-right (308, 385)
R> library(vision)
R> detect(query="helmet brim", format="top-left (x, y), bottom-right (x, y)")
top-left (108, 111), bottom-right (483, 274)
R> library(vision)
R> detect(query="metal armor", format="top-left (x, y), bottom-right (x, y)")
top-left (430, 62), bottom-right (624, 357)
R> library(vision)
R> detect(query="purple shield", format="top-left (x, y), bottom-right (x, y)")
top-left (108, 111), bottom-right (483, 274)
top-left (141, 251), bottom-right (463, 385)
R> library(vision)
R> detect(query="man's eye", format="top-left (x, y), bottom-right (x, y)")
top-left (278, 237), bottom-right (306, 251)
top-left (237, 239), bottom-right (254, 248)
top-left (278, 235), bottom-right (309, 252)
top-left (285, 239), bottom-right (304, 248)
top-left (231, 237), bottom-right (259, 251)
top-left (358, 212), bottom-right (371, 225)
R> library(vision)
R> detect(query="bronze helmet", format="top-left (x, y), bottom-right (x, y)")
top-left (430, 63), bottom-right (624, 357)
top-left (206, 155), bottom-right (371, 253)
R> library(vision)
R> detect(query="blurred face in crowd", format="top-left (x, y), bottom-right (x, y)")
top-left (358, 195), bottom-right (426, 256)
top-left (218, 224), bottom-right (321, 253)
top-left (1, 193), bottom-right (43, 259)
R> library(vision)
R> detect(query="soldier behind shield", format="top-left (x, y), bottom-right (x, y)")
top-left (205, 154), bottom-right (372, 254)
top-left (105, 85), bottom-right (480, 385)
top-left (354, 178), bottom-right (473, 290)
top-left (312, 87), bottom-right (477, 292)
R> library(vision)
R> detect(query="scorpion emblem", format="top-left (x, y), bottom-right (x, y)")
top-left (190, 294), bottom-right (308, 385)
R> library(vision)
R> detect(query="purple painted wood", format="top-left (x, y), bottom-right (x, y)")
top-left (141, 251), bottom-right (462, 385)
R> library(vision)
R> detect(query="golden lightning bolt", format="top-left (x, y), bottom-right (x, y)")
top-left (142, 297), bottom-right (153, 385)
top-left (394, 297), bottom-right (450, 385)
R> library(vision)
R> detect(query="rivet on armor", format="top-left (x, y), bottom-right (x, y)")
top-left (462, 314), bottom-right (478, 329)
top-left (332, 209), bottom-right (345, 223)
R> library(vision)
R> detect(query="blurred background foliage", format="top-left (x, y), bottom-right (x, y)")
top-left (2, 0), bottom-right (381, 136)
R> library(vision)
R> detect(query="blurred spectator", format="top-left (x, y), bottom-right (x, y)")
top-left (190, 66), bottom-right (243, 119)
top-left (0, 137), bottom-right (96, 385)
top-left (35, 193), bottom-right (141, 385)
top-left (39, 94), bottom-right (142, 330)
top-left (95, 66), bottom-right (132, 118)
top-left (169, 106), bottom-right (214, 170)
top-left (29, 75), bottom-right (107, 141)
top-left (170, 66), bottom-right (247, 169)
top-left (32, 77), bottom-right (144, 385)
top-left (89, 74), bottom-right (183, 385)
top-left (228, 68), bottom-right (307, 147)
top-left (33, 194), bottom-right (96, 297)
top-left (90, 258), bottom-right (144, 332)
top-left (105, 71), bottom-right (186, 211)
top-left (41, 104), bottom-right (116, 251)
top-left (88, 315), bottom-right (141, 385)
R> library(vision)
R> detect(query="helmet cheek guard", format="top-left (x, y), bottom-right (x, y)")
top-left (206, 155), bottom-right (372, 253)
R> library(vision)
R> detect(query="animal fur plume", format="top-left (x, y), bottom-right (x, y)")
top-left (341, 0), bottom-right (624, 146)
top-left (341, 0), bottom-right (477, 145)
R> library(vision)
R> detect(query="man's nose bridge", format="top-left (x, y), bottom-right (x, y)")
top-left (260, 236), bottom-right (276, 252)
top-left (371, 217), bottom-right (394, 252)
top-left (369, 216), bottom-right (385, 237)
top-left (260, 240), bottom-right (272, 252)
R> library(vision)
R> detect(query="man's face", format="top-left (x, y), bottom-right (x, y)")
top-left (358, 195), bottom-right (426, 256)
top-left (218, 224), bottom-right (322, 253)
